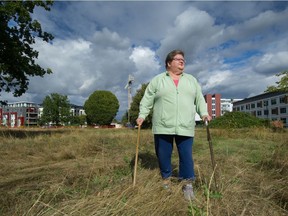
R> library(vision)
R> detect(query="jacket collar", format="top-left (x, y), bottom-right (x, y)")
top-left (165, 71), bottom-right (184, 77)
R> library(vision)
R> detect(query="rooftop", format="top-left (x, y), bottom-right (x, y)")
top-left (233, 91), bottom-right (288, 105)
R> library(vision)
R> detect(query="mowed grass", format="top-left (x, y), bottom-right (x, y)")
top-left (0, 127), bottom-right (287, 216)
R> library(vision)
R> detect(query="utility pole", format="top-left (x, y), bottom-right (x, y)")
top-left (124, 75), bottom-right (134, 125)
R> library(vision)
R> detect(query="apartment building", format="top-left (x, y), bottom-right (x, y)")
top-left (1, 102), bottom-right (86, 128)
top-left (204, 94), bottom-right (221, 119)
top-left (195, 94), bottom-right (240, 121)
top-left (70, 104), bottom-right (86, 116)
top-left (233, 91), bottom-right (288, 127)
top-left (0, 101), bottom-right (39, 127)
top-left (221, 98), bottom-right (242, 115)
top-left (37, 104), bottom-right (85, 118)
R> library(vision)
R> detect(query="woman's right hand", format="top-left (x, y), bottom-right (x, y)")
top-left (136, 118), bottom-right (144, 126)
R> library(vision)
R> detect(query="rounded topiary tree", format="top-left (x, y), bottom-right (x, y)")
top-left (84, 90), bottom-right (119, 125)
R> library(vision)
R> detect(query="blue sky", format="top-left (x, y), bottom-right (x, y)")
top-left (2, 1), bottom-right (288, 119)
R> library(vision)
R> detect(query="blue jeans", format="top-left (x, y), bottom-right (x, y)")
top-left (154, 134), bottom-right (195, 181)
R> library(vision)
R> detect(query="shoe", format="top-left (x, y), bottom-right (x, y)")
top-left (163, 184), bottom-right (169, 190)
top-left (162, 178), bottom-right (171, 190)
top-left (182, 183), bottom-right (195, 200)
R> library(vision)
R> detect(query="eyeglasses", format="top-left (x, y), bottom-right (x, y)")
top-left (173, 58), bottom-right (186, 63)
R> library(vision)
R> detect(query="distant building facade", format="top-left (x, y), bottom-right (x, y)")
top-left (204, 94), bottom-right (221, 119)
top-left (0, 101), bottom-right (39, 127)
top-left (195, 94), bottom-right (241, 122)
top-left (221, 98), bottom-right (242, 115)
top-left (70, 104), bottom-right (86, 116)
top-left (233, 91), bottom-right (288, 127)
top-left (1, 102), bottom-right (86, 128)
top-left (38, 104), bottom-right (85, 118)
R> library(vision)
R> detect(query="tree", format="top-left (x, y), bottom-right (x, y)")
top-left (127, 83), bottom-right (152, 129)
top-left (0, 1), bottom-right (54, 97)
top-left (84, 90), bottom-right (119, 125)
top-left (41, 93), bottom-right (71, 126)
top-left (78, 115), bottom-right (87, 127)
top-left (265, 70), bottom-right (288, 93)
top-left (69, 114), bottom-right (87, 127)
top-left (69, 115), bottom-right (80, 126)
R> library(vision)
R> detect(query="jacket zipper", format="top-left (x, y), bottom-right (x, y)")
top-left (175, 79), bottom-right (179, 134)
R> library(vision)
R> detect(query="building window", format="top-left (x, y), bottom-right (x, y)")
top-left (257, 110), bottom-right (262, 116)
top-left (271, 108), bottom-right (279, 115)
top-left (257, 101), bottom-right (262, 108)
top-left (264, 110), bottom-right (269, 115)
top-left (271, 98), bottom-right (277, 105)
top-left (251, 103), bottom-right (255, 109)
top-left (280, 118), bottom-right (287, 124)
top-left (280, 107), bottom-right (287, 114)
top-left (241, 106), bottom-right (244, 111)
top-left (280, 96), bottom-right (288, 104)
top-left (263, 100), bottom-right (268, 106)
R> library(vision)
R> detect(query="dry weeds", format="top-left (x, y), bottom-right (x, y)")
top-left (0, 127), bottom-right (287, 216)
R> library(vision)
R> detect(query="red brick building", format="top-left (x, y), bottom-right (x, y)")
top-left (204, 94), bottom-right (221, 119)
top-left (0, 107), bottom-right (2, 126)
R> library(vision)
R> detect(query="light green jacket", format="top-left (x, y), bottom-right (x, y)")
top-left (138, 72), bottom-right (208, 137)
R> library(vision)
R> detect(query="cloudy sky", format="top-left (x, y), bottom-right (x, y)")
top-left (2, 1), bottom-right (288, 119)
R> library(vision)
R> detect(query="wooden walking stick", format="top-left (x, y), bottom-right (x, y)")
top-left (205, 120), bottom-right (218, 189)
top-left (133, 125), bottom-right (141, 187)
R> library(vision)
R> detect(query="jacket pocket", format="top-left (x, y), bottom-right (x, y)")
top-left (153, 103), bottom-right (175, 128)
top-left (178, 107), bottom-right (195, 129)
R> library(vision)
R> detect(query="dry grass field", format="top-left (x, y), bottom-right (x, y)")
top-left (0, 127), bottom-right (287, 216)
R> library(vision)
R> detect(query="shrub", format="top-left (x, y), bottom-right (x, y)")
top-left (209, 111), bottom-right (267, 129)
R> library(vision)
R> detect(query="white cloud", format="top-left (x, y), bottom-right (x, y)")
top-left (30, 38), bottom-right (94, 96)
top-left (202, 70), bottom-right (232, 90)
top-left (91, 28), bottom-right (130, 49)
top-left (129, 47), bottom-right (161, 85)
top-left (253, 51), bottom-right (288, 75)
top-left (158, 7), bottom-right (223, 60)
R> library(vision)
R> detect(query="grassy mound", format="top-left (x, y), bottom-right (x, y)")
top-left (209, 111), bottom-right (267, 129)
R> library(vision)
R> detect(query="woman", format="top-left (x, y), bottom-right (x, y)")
top-left (136, 49), bottom-right (211, 200)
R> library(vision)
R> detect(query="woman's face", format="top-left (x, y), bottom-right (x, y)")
top-left (167, 54), bottom-right (185, 72)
